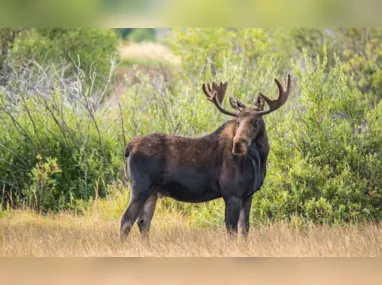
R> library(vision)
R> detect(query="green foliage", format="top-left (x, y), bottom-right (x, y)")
top-left (115, 28), bottom-right (134, 39)
top-left (340, 28), bottom-right (382, 106)
top-left (169, 28), bottom-right (272, 82)
top-left (277, 28), bottom-right (382, 106)
top-left (126, 28), bottom-right (156, 43)
top-left (23, 155), bottom-right (62, 212)
top-left (9, 28), bottom-right (119, 91)
top-left (0, 66), bottom-right (122, 212)
top-left (251, 49), bottom-right (382, 224)
top-left (0, 29), bottom-right (19, 72)
top-left (169, 28), bottom-right (382, 105)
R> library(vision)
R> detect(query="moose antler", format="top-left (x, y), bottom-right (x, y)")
top-left (254, 74), bottom-right (292, 116)
top-left (202, 74), bottom-right (292, 117)
top-left (202, 81), bottom-right (237, 117)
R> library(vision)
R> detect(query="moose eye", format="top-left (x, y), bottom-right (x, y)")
top-left (236, 120), bottom-right (240, 126)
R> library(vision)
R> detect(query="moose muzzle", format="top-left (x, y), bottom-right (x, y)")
top-left (232, 137), bottom-right (250, 156)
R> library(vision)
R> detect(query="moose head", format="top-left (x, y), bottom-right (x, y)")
top-left (202, 74), bottom-right (291, 155)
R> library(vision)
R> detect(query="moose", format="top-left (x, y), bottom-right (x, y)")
top-left (120, 74), bottom-right (292, 241)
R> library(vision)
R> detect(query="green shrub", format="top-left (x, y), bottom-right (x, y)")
top-left (0, 63), bottom-right (123, 212)
top-left (340, 28), bottom-right (382, 106)
top-left (252, 49), bottom-right (382, 224)
top-left (169, 28), bottom-right (272, 82)
top-left (23, 155), bottom-right (62, 212)
top-left (9, 28), bottom-right (120, 92)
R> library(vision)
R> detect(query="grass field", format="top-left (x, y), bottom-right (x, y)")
top-left (1, 209), bottom-right (381, 257)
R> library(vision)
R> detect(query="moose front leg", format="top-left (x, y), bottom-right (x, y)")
top-left (223, 196), bottom-right (242, 237)
top-left (238, 194), bottom-right (254, 238)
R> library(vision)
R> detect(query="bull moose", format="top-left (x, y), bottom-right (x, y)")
top-left (120, 74), bottom-right (292, 241)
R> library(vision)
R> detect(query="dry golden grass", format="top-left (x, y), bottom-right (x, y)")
top-left (1, 210), bottom-right (381, 257)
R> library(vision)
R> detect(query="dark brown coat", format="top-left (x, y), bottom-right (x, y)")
top-left (120, 75), bottom-right (292, 241)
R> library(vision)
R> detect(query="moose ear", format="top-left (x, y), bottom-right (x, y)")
top-left (229, 96), bottom-right (246, 112)
top-left (254, 95), bottom-right (265, 111)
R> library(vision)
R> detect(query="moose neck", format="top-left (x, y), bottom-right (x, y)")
top-left (205, 119), bottom-right (236, 139)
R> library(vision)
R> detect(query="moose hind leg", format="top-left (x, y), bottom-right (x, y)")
top-left (120, 179), bottom-right (151, 242)
top-left (137, 193), bottom-right (158, 239)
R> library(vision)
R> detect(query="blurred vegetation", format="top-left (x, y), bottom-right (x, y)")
top-left (115, 28), bottom-right (156, 42)
top-left (115, 28), bottom-right (135, 39)
top-left (126, 29), bottom-right (156, 42)
top-left (0, 28), bottom-right (381, 225)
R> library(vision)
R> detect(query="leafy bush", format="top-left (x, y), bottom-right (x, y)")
top-left (340, 28), bottom-right (382, 106)
top-left (23, 155), bottom-right (62, 212)
top-left (251, 49), bottom-right (382, 224)
top-left (8, 28), bottom-right (119, 92)
top-left (169, 28), bottom-right (272, 82)
top-left (0, 61), bottom-right (123, 211)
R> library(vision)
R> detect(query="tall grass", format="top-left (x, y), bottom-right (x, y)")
top-left (1, 209), bottom-right (381, 257)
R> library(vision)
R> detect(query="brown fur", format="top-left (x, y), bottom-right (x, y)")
top-left (120, 75), bottom-right (292, 242)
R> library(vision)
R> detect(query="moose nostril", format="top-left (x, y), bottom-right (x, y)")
top-left (232, 141), bottom-right (247, 155)
top-left (237, 138), bottom-right (248, 146)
